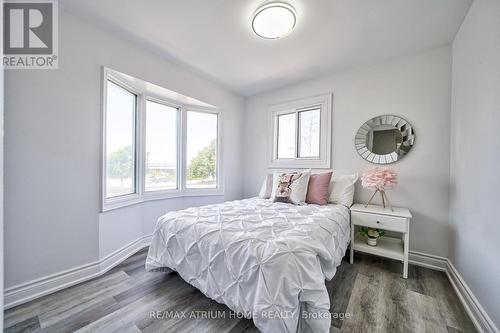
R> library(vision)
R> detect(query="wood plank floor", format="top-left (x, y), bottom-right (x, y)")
top-left (4, 248), bottom-right (477, 333)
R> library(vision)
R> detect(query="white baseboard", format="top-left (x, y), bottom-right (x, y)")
top-left (409, 251), bottom-right (498, 333)
top-left (4, 234), bottom-right (152, 309)
top-left (409, 250), bottom-right (448, 271)
top-left (4, 262), bottom-right (101, 310)
top-left (99, 234), bottom-right (152, 274)
top-left (446, 260), bottom-right (499, 333)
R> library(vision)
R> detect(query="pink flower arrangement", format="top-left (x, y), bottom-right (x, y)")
top-left (361, 167), bottom-right (398, 191)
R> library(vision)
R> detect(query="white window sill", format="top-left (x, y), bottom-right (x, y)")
top-left (268, 157), bottom-right (330, 169)
top-left (102, 189), bottom-right (224, 212)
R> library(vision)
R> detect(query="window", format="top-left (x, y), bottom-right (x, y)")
top-left (105, 81), bottom-right (137, 199)
top-left (144, 101), bottom-right (178, 192)
top-left (275, 109), bottom-right (320, 159)
top-left (277, 113), bottom-right (296, 159)
top-left (269, 94), bottom-right (332, 168)
top-left (102, 68), bottom-right (222, 211)
top-left (298, 108), bottom-right (320, 158)
top-left (186, 111), bottom-right (218, 189)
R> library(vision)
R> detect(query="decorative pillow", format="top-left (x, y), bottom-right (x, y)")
top-left (328, 173), bottom-right (359, 207)
top-left (258, 174), bottom-right (273, 199)
top-left (306, 171), bottom-right (333, 205)
top-left (271, 170), bottom-right (311, 204)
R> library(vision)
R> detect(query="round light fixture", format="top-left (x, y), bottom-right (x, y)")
top-left (252, 1), bottom-right (297, 39)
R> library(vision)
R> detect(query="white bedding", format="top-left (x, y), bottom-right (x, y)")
top-left (146, 198), bottom-right (350, 333)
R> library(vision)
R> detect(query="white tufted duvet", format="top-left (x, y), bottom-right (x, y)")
top-left (146, 198), bottom-right (350, 333)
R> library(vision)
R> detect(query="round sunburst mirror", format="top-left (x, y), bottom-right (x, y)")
top-left (355, 115), bottom-right (415, 164)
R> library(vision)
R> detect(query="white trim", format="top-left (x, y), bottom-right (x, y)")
top-left (4, 263), bottom-right (100, 310)
top-left (267, 93), bottom-right (332, 169)
top-left (99, 235), bottom-right (152, 274)
top-left (409, 251), bottom-right (498, 333)
top-left (4, 235), bottom-right (152, 310)
top-left (408, 250), bottom-right (448, 271)
top-left (101, 70), bottom-right (141, 211)
top-left (446, 260), bottom-right (499, 333)
top-left (141, 98), bottom-right (180, 196)
top-left (183, 107), bottom-right (224, 196)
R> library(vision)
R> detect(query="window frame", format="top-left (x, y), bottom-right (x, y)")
top-left (297, 108), bottom-right (321, 158)
top-left (142, 97), bottom-right (181, 198)
top-left (183, 108), bottom-right (222, 195)
top-left (102, 76), bottom-right (141, 209)
top-left (276, 112), bottom-right (297, 159)
top-left (268, 93), bottom-right (332, 168)
top-left (101, 68), bottom-right (223, 212)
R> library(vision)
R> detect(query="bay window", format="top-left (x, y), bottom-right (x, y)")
top-left (102, 68), bottom-right (222, 211)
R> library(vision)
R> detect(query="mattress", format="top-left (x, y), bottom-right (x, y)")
top-left (146, 198), bottom-right (350, 332)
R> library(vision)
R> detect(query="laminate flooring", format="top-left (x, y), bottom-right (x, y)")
top-left (5, 248), bottom-right (476, 333)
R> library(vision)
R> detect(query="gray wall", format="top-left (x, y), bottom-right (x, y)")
top-left (4, 8), bottom-right (244, 288)
top-left (450, 0), bottom-right (500, 326)
top-left (243, 46), bottom-right (452, 258)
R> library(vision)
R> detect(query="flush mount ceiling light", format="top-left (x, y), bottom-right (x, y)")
top-left (252, 1), bottom-right (297, 39)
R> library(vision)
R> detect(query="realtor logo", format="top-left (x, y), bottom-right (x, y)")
top-left (3, 0), bottom-right (58, 69)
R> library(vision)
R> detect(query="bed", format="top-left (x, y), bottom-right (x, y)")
top-left (146, 197), bottom-right (351, 333)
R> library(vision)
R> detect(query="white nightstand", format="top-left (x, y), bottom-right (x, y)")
top-left (350, 203), bottom-right (412, 278)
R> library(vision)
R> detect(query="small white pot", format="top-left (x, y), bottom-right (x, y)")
top-left (367, 236), bottom-right (378, 246)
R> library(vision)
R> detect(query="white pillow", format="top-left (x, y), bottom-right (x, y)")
top-left (270, 169), bottom-right (311, 205)
top-left (258, 179), bottom-right (267, 198)
top-left (328, 173), bottom-right (358, 207)
top-left (258, 174), bottom-right (273, 199)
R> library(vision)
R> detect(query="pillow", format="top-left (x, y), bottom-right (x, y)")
top-left (328, 173), bottom-right (358, 207)
top-left (271, 170), bottom-right (311, 205)
top-left (306, 171), bottom-right (333, 205)
top-left (258, 174), bottom-right (273, 199)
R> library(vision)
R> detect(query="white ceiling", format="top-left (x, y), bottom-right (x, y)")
top-left (62, 0), bottom-right (472, 96)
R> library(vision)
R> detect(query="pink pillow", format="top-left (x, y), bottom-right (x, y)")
top-left (306, 172), bottom-right (334, 205)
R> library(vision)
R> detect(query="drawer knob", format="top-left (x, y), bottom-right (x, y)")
top-left (376, 221), bottom-right (380, 224)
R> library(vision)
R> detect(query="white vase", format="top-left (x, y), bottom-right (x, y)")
top-left (367, 236), bottom-right (378, 246)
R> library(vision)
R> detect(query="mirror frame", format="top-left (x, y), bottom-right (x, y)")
top-left (355, 115), bottom-right (415, 164)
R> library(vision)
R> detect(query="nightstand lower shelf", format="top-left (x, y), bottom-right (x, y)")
top-left (350, 203), bottom-right (411, 278)
top-left (353, 234), bottom-right (404, 261)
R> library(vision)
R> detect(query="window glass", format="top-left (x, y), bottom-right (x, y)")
top-left (145, 101), bottom-right (178, 192)
top-left (299, 109), bottom-right (320, 157)
top-left (186, 111), bottom-right (218, 189)
top-left (105, 81), bottom-right (136, 198)
top-left (277, 113), bottom-right (296, 159)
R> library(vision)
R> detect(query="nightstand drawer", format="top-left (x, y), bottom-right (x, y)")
top-left (351, 211), bottom-right (407, 233)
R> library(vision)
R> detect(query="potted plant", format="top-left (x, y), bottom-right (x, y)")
top-left (359, 227), bottom-right (385, 246)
